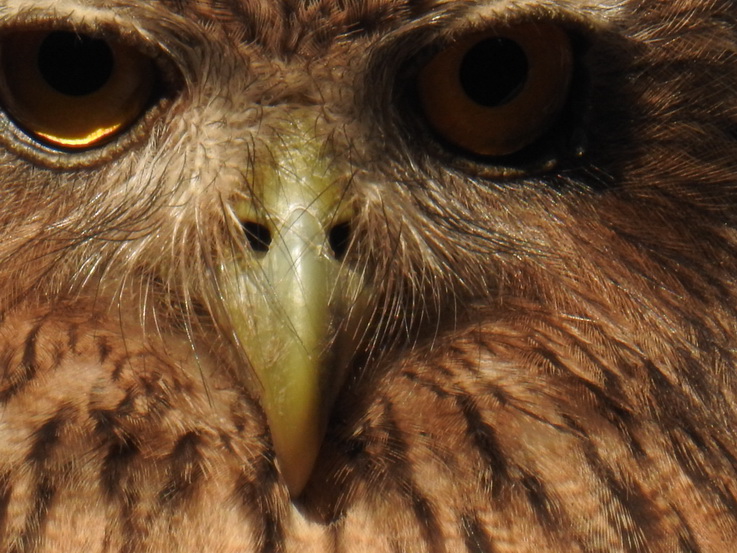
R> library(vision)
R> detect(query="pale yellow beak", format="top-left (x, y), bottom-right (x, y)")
top-left (220, 120), bottom-right (365, 496)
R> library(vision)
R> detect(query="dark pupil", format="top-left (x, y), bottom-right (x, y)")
top-left (459, 37), bottom-right (528, 107)
top-left (37, 32), bottom-right (114, 96)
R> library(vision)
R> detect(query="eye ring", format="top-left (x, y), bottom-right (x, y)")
top-left (0, 30), bottom-right (158, 150)
top-left (417, 22), bottom-right (573, 157)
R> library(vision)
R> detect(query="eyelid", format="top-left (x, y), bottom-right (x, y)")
top-left (0, 8), bottom-right (184, 90)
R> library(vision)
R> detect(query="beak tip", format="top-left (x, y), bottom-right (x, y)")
top-left (272, 426), bottom-right (323, 497)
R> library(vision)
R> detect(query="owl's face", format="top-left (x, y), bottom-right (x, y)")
top-left (0, 0), bottom-right (734, 500)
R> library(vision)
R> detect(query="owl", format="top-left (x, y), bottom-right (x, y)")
top-left (0, 0), bottom-right (735, 551)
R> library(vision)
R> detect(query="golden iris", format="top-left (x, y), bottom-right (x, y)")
top-left (418, 23), bottom-right (573, 157)
top-left (0, 30), bottom-right (156, 149)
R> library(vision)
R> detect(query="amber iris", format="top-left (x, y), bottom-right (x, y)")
top-left (0, 31), bottom-right (155, 149)
top-left (418, 23), bottom-right (573, 157)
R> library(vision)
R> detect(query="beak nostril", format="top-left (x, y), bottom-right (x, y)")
top-left (328, 222), bottom-right (351, 260)
top-left (242, 221), bottom-right (272, 253)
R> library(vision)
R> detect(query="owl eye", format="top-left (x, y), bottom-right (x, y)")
top-left (0, 30), bottom-right (157, 150)
top-left (417, 23), bottom-right (573, 157)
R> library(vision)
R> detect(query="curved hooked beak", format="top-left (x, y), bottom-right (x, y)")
top-left (219, 120), bottom-right (367, 497)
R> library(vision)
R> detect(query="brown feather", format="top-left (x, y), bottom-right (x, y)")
top-left (0, 0), bottom-right (736, 551)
